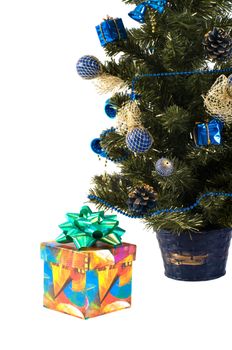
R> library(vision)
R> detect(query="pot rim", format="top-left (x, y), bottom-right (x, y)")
top-left (157, 227), bottom-right (232, 236)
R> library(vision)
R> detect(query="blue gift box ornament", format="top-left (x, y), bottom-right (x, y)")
top-left (193, 118), bottom-right (223, 146)
top-left (96, 16), bottom-right (127, 47)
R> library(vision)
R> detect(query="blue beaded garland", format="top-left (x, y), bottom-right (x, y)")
top-left (131, 67), bottom-right (232, 97)
top-left (100, 127), bottom-right (116, 137)
top-left (126, 127), bottom-right (153, 153)
top-left (91, 128), bottom-right (129, 163)
top-left (155, 158), bottom-right (174, 177)
top-left (76, 55), bottom-right (102, 80)
top-left (88, 192), bottom-right (232, 219)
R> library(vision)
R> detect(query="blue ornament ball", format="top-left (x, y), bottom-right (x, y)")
top-left (90, 138), bottom-right (107, 157)
top-left (155, 158), bottom-right (174, 177)
top-left (126, 127), bottom-right (153, 153)
top-left (228, 74), bottom-right (232, 85)
top-left (227, 74), bottom-right (232, 97)
top-left (105, 99), bottom-right (117, 119)
top-left (76, 55), bottom-right (102, 80)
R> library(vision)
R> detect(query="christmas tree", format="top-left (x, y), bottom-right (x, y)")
top-left (79, 1), bottom-right (232, 234)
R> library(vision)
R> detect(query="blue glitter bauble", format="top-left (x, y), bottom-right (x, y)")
top-left (155, 158), bottom-right (174, 177)
top-left (90, 138), bottom-right (107, 157)
top-left (126, 128), bottom-right (153, 153)
top-left (76, 55), bottom-right (102, 80)
top-left (105, 99), bottom-right (117, 119)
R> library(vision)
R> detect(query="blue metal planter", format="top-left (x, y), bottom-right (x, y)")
top-left (157, 228), bottom-right (232, 281)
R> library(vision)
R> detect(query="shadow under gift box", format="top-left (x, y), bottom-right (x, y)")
top-left (40, 241), bottom-right (136, 319)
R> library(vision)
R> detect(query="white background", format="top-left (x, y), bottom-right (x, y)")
top-left (0, 1), bottom-right (231, 349)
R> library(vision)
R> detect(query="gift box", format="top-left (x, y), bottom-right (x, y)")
top-left (40, 241), bottom-right (136, 319)
top-left (193, 118), bottom-right (223, 146)
top-left (96, 17), bottom-right (127, 47)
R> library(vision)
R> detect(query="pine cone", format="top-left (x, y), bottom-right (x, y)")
top-left (127, 184), bottom-right (158, 215)
top-left (203, 27), bottom-right (232, 61)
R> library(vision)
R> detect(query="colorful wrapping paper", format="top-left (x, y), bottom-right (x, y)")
top-left (41, 241), bottom-right (136, 319)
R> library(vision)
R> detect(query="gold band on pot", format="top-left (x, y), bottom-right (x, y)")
top-left (166, 253), bottom-right (208, 266)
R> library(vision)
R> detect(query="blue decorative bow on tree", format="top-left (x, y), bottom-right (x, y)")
top-left (128, 1), bottom-right (167, 23)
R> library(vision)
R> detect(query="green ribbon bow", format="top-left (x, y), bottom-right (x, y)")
top-left (56, 206), bottom-right (125, 250)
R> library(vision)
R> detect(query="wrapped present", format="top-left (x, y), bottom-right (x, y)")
top-left (41, 206), bottom-right (136, 319)
top-left (96, 17), bottom-right (127, 47)
top-left (193, 119), bottom-right (223, 146)
top-left (40, 241), bottom-right (136, 319)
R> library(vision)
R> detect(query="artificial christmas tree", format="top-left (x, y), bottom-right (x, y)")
top-left (77, 0), bottom-right (232, 281)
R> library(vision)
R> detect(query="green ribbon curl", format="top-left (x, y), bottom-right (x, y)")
top-left (56, 206), bottom-right (125, 250)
